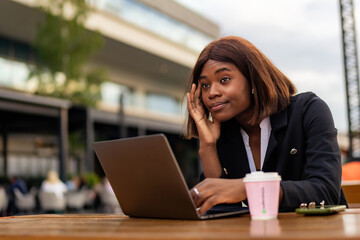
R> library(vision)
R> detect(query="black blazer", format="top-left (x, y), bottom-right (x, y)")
top-left (210, 92), bottom-right (347, 211)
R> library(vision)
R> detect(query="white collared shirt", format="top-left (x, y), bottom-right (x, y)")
top-left (240, 117), bottom-right (272, 172)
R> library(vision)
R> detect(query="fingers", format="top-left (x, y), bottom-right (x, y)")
top-left (186, 93), bottom-right (192, 113)
top-left (190, 185), bottom-right (205, 207)
top-left (193, 187), bottom-right (199, 196)
top-left (198, 196), bottom-right (218, 215)
top-left (190, 179), bottom-right (247, 216)
top-left (190, 187), bottom-right (199, 200)
top-left (190, 84), bottom-right (203, 108)
top-left (190, 183), bottom-right (218, 215)
top-left (187, 84), bottom-right (207, 121)
top-left (187, 84), bottom-right (196, 113)
top-left (189, 84), bottom-right (195, 110)
top-left (194, 83), bottom-right (202, 107)
top-left (190, 186), bottom-right (218, 215)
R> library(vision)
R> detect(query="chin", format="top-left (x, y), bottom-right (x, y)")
top-left (212, 113), bottom-right (234, 123)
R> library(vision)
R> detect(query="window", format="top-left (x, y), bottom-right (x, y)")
top-left (101, 82), bottom-right (134, 108)
top-left (146, 93), bottom-right (180, 115)
top-left (0, 57), bottom-right (31, 91)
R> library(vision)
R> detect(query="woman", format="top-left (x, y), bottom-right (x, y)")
top-left (186, 36), bottom-right (347, 215)
top-left (41, 170), bottom-right (67, 198)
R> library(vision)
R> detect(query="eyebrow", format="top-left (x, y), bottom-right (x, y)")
top-left (199, 67), bottom-right (232, 81)
top-left (215, 67), bottom-right (231, 74)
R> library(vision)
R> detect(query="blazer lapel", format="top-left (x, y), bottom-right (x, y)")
top-left (218, 119), bottom-right (251, 178)
top-left (263, 109), bottom-right (288, 170)
top-left (237, 134), bottom-right (251, 174)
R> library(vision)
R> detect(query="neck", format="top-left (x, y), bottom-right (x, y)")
top-left (241, 123), bottom-right (260, 136)
top-left (235, 103), bottom-right (256, 126)
top-left (236, 111), bottom-right (261, 134)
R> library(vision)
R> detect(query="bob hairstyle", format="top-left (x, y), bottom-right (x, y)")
top-left (185, 36), bottom-right (296, 138)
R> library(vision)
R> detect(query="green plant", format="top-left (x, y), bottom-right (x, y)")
top-left (82, 172), bottom-right (100, 188)
top-left (68, 130), bottom-right (85, 158)
top-left (29, 0), bottom-right (108, 107)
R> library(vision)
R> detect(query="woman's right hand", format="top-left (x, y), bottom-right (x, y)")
top-left (190, 178), bottom-right (247, 215)
top-left (187, 83), bottom-right (221, 146)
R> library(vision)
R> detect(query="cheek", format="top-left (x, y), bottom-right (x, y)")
top-left (243, 94), bottom-right (252, 107)
top-left (201, 95), bottom-right (211, 110)
top-left (233, 91), bottom-right (251, 107)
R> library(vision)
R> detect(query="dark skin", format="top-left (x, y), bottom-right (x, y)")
top-left (187, 60), bottom-right (282, 215)
top-left (243, 125), bottom-right (261, 170)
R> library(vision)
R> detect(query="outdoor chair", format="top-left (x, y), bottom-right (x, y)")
top-left (39, 191), bottom-right (66, 213)
top-left (13, 188), bottom-right (36, 213)
top-left (0, 187), bottom-right (8, 216)
top-left (66, 190), bottom-right (88, 211)
top-left (98, 186), bottom-right (122, 213)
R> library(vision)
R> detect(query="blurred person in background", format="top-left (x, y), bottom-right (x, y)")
top-left (41, 170), bottom-right (67, 198)
top-left (66, 175), bottom-right (86, 192)
top-left (7, 176), bottom-right (28, 215)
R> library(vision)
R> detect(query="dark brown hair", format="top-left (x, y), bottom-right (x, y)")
top-left (185, 36), bottom-right (296, 138)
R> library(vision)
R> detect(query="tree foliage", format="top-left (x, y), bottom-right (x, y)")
top-left (29, 0), bottom-right (107, 107)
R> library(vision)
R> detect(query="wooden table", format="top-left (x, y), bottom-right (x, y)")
top-left (1, 209), bottom-right (360, 239)
top-left (342, 181), bottom-right (360, 208)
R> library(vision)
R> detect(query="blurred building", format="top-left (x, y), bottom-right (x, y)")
top-left (0, 0), bottom-right (219, 185)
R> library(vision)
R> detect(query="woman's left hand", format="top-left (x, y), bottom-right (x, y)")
top-left (190, 178), bottom-right (247, 215)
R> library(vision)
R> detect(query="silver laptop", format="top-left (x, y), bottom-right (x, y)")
top-left (93, 134), bottom-right (248, 220)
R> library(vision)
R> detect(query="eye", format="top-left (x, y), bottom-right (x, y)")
top-left (201, 83), bottom-right (210, 89)
top-left (220, 77), bottom-right (230, 83)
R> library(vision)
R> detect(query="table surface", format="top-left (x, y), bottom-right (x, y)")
top-left (1, 209), bottom-right (360, 240)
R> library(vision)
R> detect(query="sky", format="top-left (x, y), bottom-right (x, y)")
top-left (175, 0), bottom-right (360, 134)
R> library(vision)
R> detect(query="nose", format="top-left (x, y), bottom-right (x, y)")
top-left (208, 83), bottom-right (221, 99)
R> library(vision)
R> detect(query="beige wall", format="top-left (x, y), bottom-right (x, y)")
top-left (137, 0), bottom-right (219, 38)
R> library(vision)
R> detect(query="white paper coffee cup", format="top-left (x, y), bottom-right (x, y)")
top-left (243, 171), bottom-right (281, 220)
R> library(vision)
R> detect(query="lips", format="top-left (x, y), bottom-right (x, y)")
top-left (210, 102), bottom-right (227, 112)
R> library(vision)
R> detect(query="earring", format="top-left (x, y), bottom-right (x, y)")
top-left (208, 112), bottom-right (214, 123)
top-left (251, 89), bottom-right (254, 94)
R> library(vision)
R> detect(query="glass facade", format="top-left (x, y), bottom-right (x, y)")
top-left (101, 82), bottom-right (136, 109)
top-left (0, 57), bottom-right (32, 92)
top-left (0, 37), bottom-right (35, 92)
top-left (0, 54), bottom-right (184, 117)
top-left (101, 82), bottom-right (182, 116)
top-left (0, 47), bottom-right (183, 118)
top-left (146, 92), bottom-right (181, 115)
top-left (88, 0), bottom-right (213, 52)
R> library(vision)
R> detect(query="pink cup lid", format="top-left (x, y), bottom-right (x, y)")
top-left (243, 171), bottom-right (281, 182)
